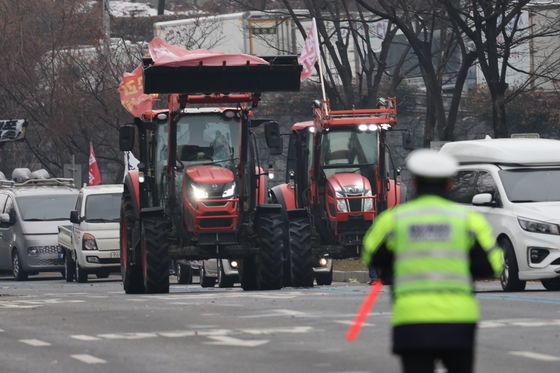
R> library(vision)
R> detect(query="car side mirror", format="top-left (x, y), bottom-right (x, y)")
top-left (264, 121), bottom-right (283, 155)
top-left (472, 193), bottom-right (495, 207)
top-left (70, 210), bottom-right (81, 224)
top-left (0, 213), bottom-right (11, 225)
top-left (119, 125), bottom-right (136, 151)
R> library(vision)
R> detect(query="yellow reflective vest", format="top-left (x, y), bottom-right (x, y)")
top-left (362, 195), bottom-right (503, 326)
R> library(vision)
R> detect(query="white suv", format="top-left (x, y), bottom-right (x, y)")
top-left (440, 138), bottom-right (560, 291)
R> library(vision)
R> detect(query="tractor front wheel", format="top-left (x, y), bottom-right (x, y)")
top-left (255, 213), bottom-right (285, 290)
top-left (120, 190), bottom-right (144, 294)
top-left (141, 217), bottom-right (170, 294)
top-left (288, 217), bottom-right (314, 287)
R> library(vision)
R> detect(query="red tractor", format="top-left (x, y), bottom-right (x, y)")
top-left (268, 98), bottom-right (401, 285)
top-left (118, 40), bottom-right (302, 293)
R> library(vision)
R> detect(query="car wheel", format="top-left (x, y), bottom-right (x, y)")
top-left (176, 263), bottom-right (193, 284)
top-left (75, 260), bottom-right (88, 283)
top-left (315, 266), bottom-right (333, 286)
top-left (65, 252), bottom-right (76, 282)
top-left (541, 278), bottom-right (560, 291)
top-left (499, 237), bottom-right (526, 292)
top-left (200, 262), bottom-right (216, 288)
top-left (12, 250), bottom-right (28, 281)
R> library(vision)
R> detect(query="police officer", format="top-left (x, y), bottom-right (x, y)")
top-left (361, 149), bottom-right (503, 373)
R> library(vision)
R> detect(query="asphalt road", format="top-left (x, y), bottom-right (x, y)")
top-left (0, 274), bottom-right (559, 373)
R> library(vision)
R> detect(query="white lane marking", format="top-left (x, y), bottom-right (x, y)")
top-left (240, 309), bottom-right (306, 318)
top-left (86, 295), bottom-right (108, 299)
top-left (334, 320), bottom-right (375, 327)
top-left (205, 335), bottom-right (269, 347)
top-left (509, 351), bottom-right (560, 361)
top-left (240, 326), bottom-right (313, 335)
top-left (19, 339), bottom-right (51, 347)
top-left (480, 319), bottom-right (560, 328)
top-left (71, 335), bottom-right (101, 341)
top-left (71, 354), bottom-right (107, 364)
top-left (97, 332), bottom-right (158, 340)
top-left (158, 331), bottom-right (196, 338)
top-left (0, 299), bottom-right (85, 309)
top-left (0, 328), bottom-right (4, 332)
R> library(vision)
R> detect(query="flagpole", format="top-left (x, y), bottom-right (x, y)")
top-left (313, 18), bottom-right (328, 115)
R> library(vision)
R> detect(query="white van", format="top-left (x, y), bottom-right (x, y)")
top-left (58, 184), bottom-right (123, 282)
top-left (440, 138), bottom-right (560, 291)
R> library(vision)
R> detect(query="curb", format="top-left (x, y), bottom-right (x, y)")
top-left (333, 270), bottom-right (370, 283)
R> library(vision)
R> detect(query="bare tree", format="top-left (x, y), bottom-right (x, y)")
top-left (356, 0), bottom-right (477, 144)
top-left (440, 0), bottom-right (560, 137)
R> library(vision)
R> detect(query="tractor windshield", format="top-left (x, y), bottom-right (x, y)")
top-left (157, 113), bottom-right (240, 169)
top-left (320, 129), bottom-right (378, 175)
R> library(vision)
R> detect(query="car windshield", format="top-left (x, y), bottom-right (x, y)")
top-left (85, 193), bottom-right (121, 222)
top-left (319, 130), bottom-right (378, 177)
top-left (157, 113), bottom-right (240, 169)
top-left (17, 194), bottom-right (77, 221)
top-left (499, 168), bottom-right (560, 203)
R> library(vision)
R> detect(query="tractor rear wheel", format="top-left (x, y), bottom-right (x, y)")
top-left (141, 217), bottom-right (170, 294)
top-left (255, 213), bottom-right (284, 290)
top-left (288, 218), bottom-right (314, 287)
top-left (120, 190), bottom-right (144, 294)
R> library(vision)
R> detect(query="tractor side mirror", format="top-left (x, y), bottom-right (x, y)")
top-left (70, 210), bottom-right (81, 224)
top-left (119, 125), bottom-right (136, 151)
top-left (264, 121), bottom-right (283, 155)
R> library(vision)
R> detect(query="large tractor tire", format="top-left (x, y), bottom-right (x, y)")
top-left (499, 237), bottom-right (526, 292)
top-left (141, 217), bottom-right (170, 294)
top-left (120, 190), bottom-right (144, 294)
top-left (287, 218), bottom-right (314, 287)
top-left (240, 256), bottom-right (258, 291)
top-left (255, 213), bottom-right (285, 290)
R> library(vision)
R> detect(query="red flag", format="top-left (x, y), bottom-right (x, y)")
top-left (88, 142), bottom-right (102, 186)
top-left (118, 65), bottom-right (155, 118)
top-left (298, 18), bottom-right (320, 81)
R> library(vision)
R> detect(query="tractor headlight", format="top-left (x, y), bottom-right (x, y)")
top-left (363, 190), bottom-right (373, 211)
top-left (191, 184), bottom-right (209, 200)
top-left (222, 182), bottom-right (236, 198)
top-left (335, 191), bottom-right (348, 212)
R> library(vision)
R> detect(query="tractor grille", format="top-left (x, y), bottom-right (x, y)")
top-left (200, 218), bottom-right (233, 228)
top-left (347, 194), bottom-right (362, 212)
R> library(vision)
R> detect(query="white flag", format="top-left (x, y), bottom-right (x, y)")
top-left (123, 151), bottom-right (140, 181)
top-left (298, 18), bottom-right (320, 81)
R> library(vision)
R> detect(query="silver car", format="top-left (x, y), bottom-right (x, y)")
top-left (0, 179), bottom-right (78, 280)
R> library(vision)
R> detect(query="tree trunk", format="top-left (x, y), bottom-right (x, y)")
top-left (492, 88), bottom-right (508, 138)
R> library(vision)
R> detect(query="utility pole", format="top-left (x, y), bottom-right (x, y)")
top-left (158, 0), bottom-right (166, 15)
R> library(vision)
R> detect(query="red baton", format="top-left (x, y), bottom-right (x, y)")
top-left (346, 280), bottom-right (384, 341)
